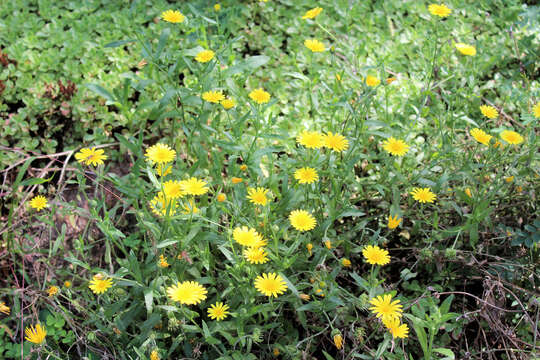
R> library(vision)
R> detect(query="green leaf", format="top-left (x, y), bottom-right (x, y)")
top-left (104, 39), bottom-right (136, 48)
top-left (86, 84), bottom-right (116, 103)
top-left (434, 348), bottom-right (455, 359)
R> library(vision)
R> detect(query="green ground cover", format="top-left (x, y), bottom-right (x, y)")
top-left (0, 0), bottom-right (539, 359)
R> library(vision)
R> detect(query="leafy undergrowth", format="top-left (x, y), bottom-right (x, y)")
top-left (0, 1), bottom-right (539, 359)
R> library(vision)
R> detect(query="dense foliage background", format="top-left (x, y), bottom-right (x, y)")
top-left (0, 0), bottom-right (538, 359)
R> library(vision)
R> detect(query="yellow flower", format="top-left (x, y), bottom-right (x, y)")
top-left (362, 245), bottom-right (390, 265)
top-left (505, 176), bottom-right (514, 183)
top-left (47, 286), bottom-right (59, 297)
top-left (383, 317), bottom-right (409, 338)
top-left (181, 199), bottom-right (199, 214)
top-left (304, 39), bottom-right (325, 52)
top-left (387, 215), bottom-right (402, 230)
top-left (254, 273), bottom-right (288, 297)
top-left (145, 143), bottom-right (176, 165)
top-left (315, 288), bottom-right (324, 297)
top-left (64, 281), bottom-right (71, 288)
top-left (294, 167), bottom-right (318, 184)
top-left (88, 275), bottom-right (113, 295)
top-left (428, 4), bottom-right (451, 17)
top-left (465, 188), bottom-right (472, 198)
top-left (369, 294), bottom-right (403, 322)
top-left (500, 130), bottom-right (524, 145)
top-left (533, 103), bottom-right (540, 118)
top-left (239, 164), bottom-right (248, 171)
top-left (247, 187), bottom-right (270, 206)
top-left (455, 43), bottom-right (476, 56)
top-left (158, 255), bottom-right (170, 268)
top-left (167, 281), bottom-right (207, 305)
top-left (243, 247), bottom-right (269, 264)
top-left (150, 192), bottom-right (178, 216)
top-left (161, 10), bottom-right (185, 23)
top-left (216, 193), bottom-right (226, 202)
top-left (341, 258), bottom-right (351, 267)
top-left (221, 98), bottom-right (236, 109)
top-left (0, 302), bottom-right (10, 315)
top-left (150, 350), bottom-right (160, 360)
top-left (325, 240), bottom-right (332, 249)
top-left (180, 177), bottom-right (209, 196)
top-left (156, 164), bottom-right (172, 177)
top-left (29, 195), bottom-right (48, 211)
top-left (289, 210), bottom-right (317, 231)
top-left (470, 128), bottom-right (492, 146)
top-left (333, 333), bottom-right (343, 350)
top-left (366, 75), bottom-right (380, 87)
top-left (214, 4), bottom-right (221, 11)
top-left (516, 185), bottom-right (523, 193)
top-left (382, 137), bottom-right (409, 156)
top-left (207, 302), bottom-right (230, 321)
top-left (25, 324), bottom-right (46, 344)
top-left (386, 77), bottom-right (397, 84)
top-left (249, 88), bottom-right (271, 104)
top-left (480, 105), bottom-right (498, 119)
top-left (299, 293), bottom-right (310, 301)
top-left (297, 130), bottom-right (324, 149)
top-left (202, 90), bottom-right (225, 103)
top-left (410, 187), bottom-right (436, 203)
top-left (163, 180), bottom-right (185, 199)
top-left (233, 226), bottom-right (266, 248)
top-left (195, 50), bottom-right (215, 63)
top-left (324, 132), bottom-right (349, 152)
top-left (302, 7), bottom-right (322, 19)
top-left (231, 177), bottom-right (243, 184)
top-left (273, 348), bottom-right (280, 356)
top-left (75, 147), bottom-right (107, 166)
top-left (306, 243), bottom-right (313, 256)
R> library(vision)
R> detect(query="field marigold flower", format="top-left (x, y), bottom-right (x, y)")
top-left (533, 103), bottom-right (540, 118)
top-left (145, 143), bottom-right (176, 165)
top-left (254, 273), bottom-right (288, 297)
top-left (465, 188), bottom-right (472, 198)
top-left (202, 90), bottom-right (225, 103)
top-left (455, 43), bottom-right (476, 56)
top-left (369, 294), bottom-right (403, 322)
top-left (304, 39), bottom-right (325, 52)
top-left (163, 180), bottom-right (185, 199)
top-left (306, 243), bottom-right (313, 256)
top-left (64, 281), bottom-right (71, 288)
top-left (324, 132), bottom-right (349, 152)
top-left (325, 240), bottom-right (332, 249)
top-left (89, 275), bottom-right (113, 295)
top-left (233, 226), bottom-right (266, 248)
top-left (410, 187), bottom-right (436, 203)
top-left (158, 255), bottom-right (170, 268)
top-left (180, 177), bottom-right (209, 196)
top-left (150, 350), bottom-right (160, 360)
top-left (294, 167), bottom-right (318, 184)
top-left (247, 187), bottom-right (270, 206)
top-left (150, 192), bottom-right (178, 216)
top-left (0, 302), bottom-right (10, 315)
top-left (383, 317), bottom-right (409, 338)
top-left (167, 281), bottom-right (207, 305)
top-left (75, 147), bottom-right (107, 166)
top-left (231, 177), bottom-right (243, 184)
top-left (207, 302), bottom-right (230, 321)
top-left (299, 293), bottom-right (310, 301)
top-left (47, 286), bottom-right (59, 297)
top-left (249, 88), bottom-right (271, 104)
top-left (161, 10), bottom-right (185, 23)
top-left (156, 164), bottom-right (172, 177)
top-left (243, 247), bottom-right (269, 264)
top-left (365, 75), bottom-right (380, 87)
top-left (29, 195), bottom-right (48, 211)
top-left (500, 130), bottom-right (524, 145)
top-left (25, 324), bottom-right (46, 344)
top-left (382, 137), bottom-right (409, 156)
top-left (302, 7), bottom-right (322, 19)
top-left (214, 4), bottom-right (221, 11)
top-left (387, 215), bottom-right (402, 230)
top-left (195, 50), bottom-right (215, 63)
top-left (362, 245), bottom-right (390, 265)
top-left (428, 4), bottom-right (451, 17)
top-left (386, 77), bottom-right (397, 84)
top-left (505, 176), bottom-right (514, 183)
top-left (341, 258), bottom-right (351, 267)
top-left (480, 105), bottom-right (498, 119)
top-left (470, 128), bottom-right (492, 146)
top-left (181, 199), bottom-right (199, 214)
top-left (216, 193), bottom-right (226, 202)
top-left (289, 210), bottom-right (317, 231)
top-left (297, 130), bottom-right (324, 149)
top-left (221, 98), bottom-right (236, 109)
top-left (333, 333), bottom-right (343, 350)
top-left (239, 164), bottom-right (248, 171)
